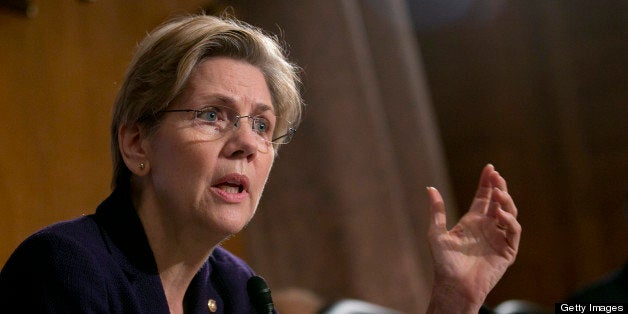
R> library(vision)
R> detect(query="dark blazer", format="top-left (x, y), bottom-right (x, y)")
top-left (0, 189), bottom-right (263, 313)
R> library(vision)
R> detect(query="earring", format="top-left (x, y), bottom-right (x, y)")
top-left (138, 162), bottom-right (145, 170)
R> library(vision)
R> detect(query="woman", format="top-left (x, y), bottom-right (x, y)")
top-left (0, 14), bottom-right (521, 313)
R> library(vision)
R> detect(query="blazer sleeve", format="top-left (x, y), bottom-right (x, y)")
top-left (0, 231), bottom-right (110, 313)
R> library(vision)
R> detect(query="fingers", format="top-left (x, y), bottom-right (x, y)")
top-left (492, 204), bottom-right (522, 253)
top-left (469, 164), bottom-right (497, 214)
top-left (490, 169), bottom-right (508, 193)
top-left (427, 187), bottom-right (447, 235)
top-left (485, 165), bottom-right (514, 216)
top-left (474, 164), bottom-right (495, 201)
top-left (487, 188), bottom-right (521, 254)
top-left (492, 187), bottom-right (518, 218)
top-left (475, 163), bottom-right (509, 195)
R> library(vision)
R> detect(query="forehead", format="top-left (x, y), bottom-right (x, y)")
top-left (179, 57), bottom-right (273, 112)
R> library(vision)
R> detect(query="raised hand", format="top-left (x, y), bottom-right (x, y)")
top-left (426, 164), bottom-right (521, 313)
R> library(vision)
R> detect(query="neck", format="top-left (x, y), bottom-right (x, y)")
top-left (132, 188), bottom-right (224, 313)
top-left (159, 262), bottom-right (201, 314)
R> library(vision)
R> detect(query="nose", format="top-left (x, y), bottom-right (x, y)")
top-left (222, 119), bottom-right (261, 160)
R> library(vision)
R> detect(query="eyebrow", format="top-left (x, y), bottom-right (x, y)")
top-left (211, 94), bottom-right (274, 114)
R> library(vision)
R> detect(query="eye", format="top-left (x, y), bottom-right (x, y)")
top-left (253, 117), bottom-right (273, 135)
top-left (196, 107), bottom-right (224, 122)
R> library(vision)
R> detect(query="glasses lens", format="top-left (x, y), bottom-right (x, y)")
top-left (189, 106), bottom-right (294, 152)
top-left (192, 106), bottom-right (234, 140)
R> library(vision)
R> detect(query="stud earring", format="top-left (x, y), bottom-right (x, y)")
top-left (138, 162), bottom-right (145, 170)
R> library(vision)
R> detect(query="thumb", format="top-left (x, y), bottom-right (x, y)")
top-left (427, 187), bottom-right (447, 235)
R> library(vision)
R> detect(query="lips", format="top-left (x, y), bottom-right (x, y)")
top-left (211, 173), bottom-right (250, 203)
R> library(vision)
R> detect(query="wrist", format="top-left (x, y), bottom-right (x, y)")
top-left (427, 282), bottom-right (484, 314)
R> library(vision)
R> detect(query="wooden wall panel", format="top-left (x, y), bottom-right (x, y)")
top-left (413, 0), bottom-right (628, 307)
top-left (0, 0), bottom-right (232, 267)
top-left (230, 1), bottom-right (453, 312)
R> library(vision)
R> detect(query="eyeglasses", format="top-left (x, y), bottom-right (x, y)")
top-left (159, 105), bottom-right (296, 153)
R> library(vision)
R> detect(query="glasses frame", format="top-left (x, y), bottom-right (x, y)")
top-left (158, 107), bottom-right (297, 145)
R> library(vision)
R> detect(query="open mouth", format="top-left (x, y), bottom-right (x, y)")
top-left (215, 182), bottom-right (245, 194)
top-left (211, 173), bottom-right (250, 202)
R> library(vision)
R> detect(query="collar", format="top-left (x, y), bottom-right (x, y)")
top-left (94, 188), bottom-right (159, 276)
top-left (93, 188), bottom-right (170, 312)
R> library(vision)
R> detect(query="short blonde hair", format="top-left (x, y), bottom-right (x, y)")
top-left (111, 14), bottom-right (303, 189)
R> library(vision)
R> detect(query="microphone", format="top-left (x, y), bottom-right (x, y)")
top-left (247, 275), bottom-right (275, 314)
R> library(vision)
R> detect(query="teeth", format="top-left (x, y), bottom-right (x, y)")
top-left (218, 185), bottom-right (240, 194)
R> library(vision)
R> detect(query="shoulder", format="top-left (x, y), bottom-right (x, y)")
top-left (9, 215), bottom-right (105, 264)
top-left (210, 246), bottom-right (256, 278)
top-left (1, 214), bottom-right (108, 279)
top-left (0, 215), bottom-right (111, 311)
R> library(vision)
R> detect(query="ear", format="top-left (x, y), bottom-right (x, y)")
top-left (118, 123), bottom-right (150, 176)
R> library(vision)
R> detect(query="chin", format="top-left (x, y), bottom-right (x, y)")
top-left (219, 222), bottom-right (248, 236)
top-left (212, 212), bottom-right (253, 236)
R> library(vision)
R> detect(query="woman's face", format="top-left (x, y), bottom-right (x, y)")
top-left (142, 57), bottom-right (275, 240)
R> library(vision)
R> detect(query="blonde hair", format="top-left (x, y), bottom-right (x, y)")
top-left (111, 14), bottom-right (303, 189)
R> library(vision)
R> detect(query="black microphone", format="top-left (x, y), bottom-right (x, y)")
top-left (247, 275), bottom-right (274, 314)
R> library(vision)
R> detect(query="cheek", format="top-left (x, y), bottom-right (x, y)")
top-left (148, 136), bottom-right (220, 189)
top-left (262, 157), bottom-right (274, 184)
top-left (252, 156), bottom-right (274, 198)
